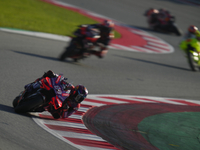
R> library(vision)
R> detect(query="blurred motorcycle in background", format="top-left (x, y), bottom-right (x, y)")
top-left (180, 37), bottom-right (200, 71)
top-left (144, 8), bottom-right (182, 36)
top-left (59, 26), bottom-right (103, 62)
top-left (59, 21), bottom-right (114, 62)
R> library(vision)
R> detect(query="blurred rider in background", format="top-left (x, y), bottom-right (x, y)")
top-left (25, 70), bottom-right (88, 119)
top-left (157, 9), bottom-right (172, 23)
top-left (179, 26), bottom-right (200, 53)
top-left (144, 8), bottom-right (160, 29)
top-left (74, 20), bottom-right (115, 58)
top-left (182, 25), bottom-right (200, 40)
top-left (144, 8), bottom-right (174, 30)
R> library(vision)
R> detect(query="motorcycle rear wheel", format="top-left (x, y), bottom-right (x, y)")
top-left (14, 93), bottom-right (44, 113)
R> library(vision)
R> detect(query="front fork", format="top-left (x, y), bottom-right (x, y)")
top-left (189, 50), bottom-right (200, 64)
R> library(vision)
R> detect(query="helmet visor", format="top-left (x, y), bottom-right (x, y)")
top-left (75, 93), bottom-right (85, 103)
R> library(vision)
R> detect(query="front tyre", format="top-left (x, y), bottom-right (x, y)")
top-left (52, 113), bottom-right (60, 119)
top-left (171, 24), bottom-right (182, 36)
top-left (187, 51), bottom-right (199, 71)
top-left (59, 47), bottom-right (69, 61)
top-left (14, 93), bottom-right (44, 113)
top-left (174, 27), bottom-right (182, 36)
top-left (13, 96), bottom-right (21, 108)
top-left (59, 44), bottom-right (77, 60)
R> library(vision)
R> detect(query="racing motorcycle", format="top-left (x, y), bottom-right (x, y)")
top-left (13, 75), bottom-right (70, 119)
top-left (59, 27), bottom-right (103, 62)
top-left (144, 9), bottom-right (182, 36)
top-left (155, 17), bottom-right (182, 36)
top-left (180, 38), bottom-right (200, 71)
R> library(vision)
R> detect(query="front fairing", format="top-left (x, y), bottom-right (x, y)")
top-left (48, 76), bottom-right (70, 109)
top-left (189, 50), bottom-right (200, 64)
top-left (191, 40), bottom-right (200, 52)
top-left (180, 38), bottom-right (200, 52)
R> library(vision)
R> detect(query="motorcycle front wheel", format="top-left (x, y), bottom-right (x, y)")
top-left (59, 46), bottom-right (73, 61)
top-left (187, 51), bottom-right (199, 71)
top-left (171, 23), bottom-right (182, 36)
top-left (13, 96), bottom-right (21, 108)
top-left (59, 39), bottom-right (80, 61)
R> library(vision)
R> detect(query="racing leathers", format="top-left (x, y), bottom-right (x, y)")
top-left (73, 23), bottom-right (114, 58)
top-left (48, 83), bottom-right (81, 119)
top-left (61, 87), bottom-right (80, 118)
top-left (180, 38), bottom-right (200, 53)
top-left (24, 70), bottom-right (80, 119)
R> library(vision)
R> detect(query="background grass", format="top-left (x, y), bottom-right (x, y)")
top-left (0, 0), bottom-right (120, 38)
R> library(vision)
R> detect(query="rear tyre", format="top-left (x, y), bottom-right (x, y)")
top-left (14, 93), bottom-right (44, 113)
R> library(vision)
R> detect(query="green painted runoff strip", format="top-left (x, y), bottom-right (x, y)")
top-left (138, 112), bottom-right (200, 150)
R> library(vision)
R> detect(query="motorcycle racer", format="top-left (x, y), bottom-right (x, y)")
top-left (60, 84), bottom-right (88, 118)
top-left (179, 26), bottom-right (200, 71)
top-left (182, 25), bottom-right (200, 40)
top-left (144, 8), bottom-right (160, 29)
top-left (180, 36), bottom-right (200, 53)
top-left (24, 70), bottom-right (69, 91)
top-left (157, 9), bottom-right (172, 24)
top-left (24, 70), bottom-right (88, 119)
top-left (180, 26), bottom-right (200, 52)
top-left (73, 20), bottom-right (115, 58)
top-left (144, 8), bottom-right (176, 31)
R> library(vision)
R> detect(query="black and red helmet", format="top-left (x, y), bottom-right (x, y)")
top-left (102, 20), bottom-right (115, 28)
top-left (74, 85), bottom-right (88, 103)
top-left (188, 25), bottom-right (198, 34)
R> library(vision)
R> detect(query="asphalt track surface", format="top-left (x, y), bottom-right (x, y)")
top-left (0, 0), bottom-right (200, 150)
